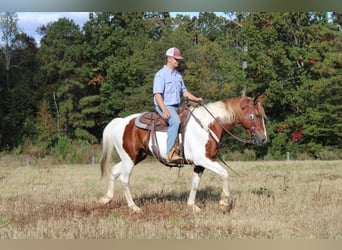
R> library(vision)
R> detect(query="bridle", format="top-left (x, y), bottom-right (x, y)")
top-left (184, 98), bottom-right (263, 177)
top-left (194, 101), bottom-right (258, 145)
top-left (246, 105), bottom-right (257, 143)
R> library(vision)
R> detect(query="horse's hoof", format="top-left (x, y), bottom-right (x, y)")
top-left (130, 206), bottom-right (142, 213)
top-left (190, 205), bottom-right (201, 213)
top-left (219, 204), bottom-right (231, 213)
top-left (193, 206), bottom-right (201, 213)
top-left (98, 196), bottom-right (111, 204)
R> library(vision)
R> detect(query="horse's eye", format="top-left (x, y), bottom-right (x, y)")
top-left (248, 114), bottom-right (254, 120)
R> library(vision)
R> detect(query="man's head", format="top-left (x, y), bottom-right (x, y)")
top-left (166, 47), bottom-right (184, 60)
top-left (166, 47), bottom-right (183, 69)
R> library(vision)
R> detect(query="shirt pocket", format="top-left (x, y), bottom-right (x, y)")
top-left (164, 78), bottom-right (176, 94)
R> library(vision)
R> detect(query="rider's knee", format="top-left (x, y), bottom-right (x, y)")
top-left (169, 115), bottom-right (180, 126)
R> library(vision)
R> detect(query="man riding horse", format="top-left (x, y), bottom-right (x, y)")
top-left (153, 47), bottom-right (203, 163)
top-left (98, 47), bottom-right (267, 213)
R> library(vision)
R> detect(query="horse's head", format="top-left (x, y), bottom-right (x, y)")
top-left (239, 93), bottom-right (267, 145)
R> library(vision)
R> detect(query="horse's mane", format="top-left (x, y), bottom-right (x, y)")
top-left (226, 96), bottom-right (267, 119)
top-left (193, 100), bottom-right (236, 126)
top-left (192, 96), bottom-right (266, 126)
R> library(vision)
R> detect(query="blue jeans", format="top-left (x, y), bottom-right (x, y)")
top-left (155, 105), bottom-right (180, 155)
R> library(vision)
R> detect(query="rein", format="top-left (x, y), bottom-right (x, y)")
top-left (186, 100), bottom-right (243, 177)
top-left (193, 101), bottom-right (255, 145)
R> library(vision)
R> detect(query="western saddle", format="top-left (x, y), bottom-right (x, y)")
top-left (134, 102), bottom-right (194, 167)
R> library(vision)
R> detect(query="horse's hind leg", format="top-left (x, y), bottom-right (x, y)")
top-left (99, 160), bottom-right (141, 212)
top-left (99, 161), bottom-right (123, 204)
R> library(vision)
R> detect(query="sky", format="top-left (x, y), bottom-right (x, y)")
top-left (17, 12), bottom-right (90, 43)
top-left (16, 12), bottom-right (227, 44)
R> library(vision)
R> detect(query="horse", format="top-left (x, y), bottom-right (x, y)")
top-left (99, 94), bottom-right (267, 213)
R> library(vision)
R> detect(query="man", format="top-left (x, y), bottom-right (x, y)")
top-left (153, 47), bottom-right (203, 163)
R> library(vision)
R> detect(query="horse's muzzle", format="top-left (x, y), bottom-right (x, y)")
top-left (254, 134), bottom-right (267, 146)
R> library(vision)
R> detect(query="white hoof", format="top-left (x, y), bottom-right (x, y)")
top-left (130, 205), bottom-right (142, 213)
top-left (219, 200), bottom-right (232, 213)
top-left (191, 205), bottom-right (201, 213)
top-left (98, 196), bottom-right (112, 204)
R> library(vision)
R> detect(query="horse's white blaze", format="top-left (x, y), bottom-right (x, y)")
top-left (262, 118), bottom-right (267, 142)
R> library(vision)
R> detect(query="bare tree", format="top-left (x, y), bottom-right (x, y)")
top-left (0, 12), bottom-right (19, 90)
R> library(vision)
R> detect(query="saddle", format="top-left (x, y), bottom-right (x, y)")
top-left (134, 103), bottom-right (193, 167)
top-left (135, 112), bottom-right (168, 132)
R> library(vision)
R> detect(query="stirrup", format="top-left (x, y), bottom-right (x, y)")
top-left (167, 147), bottom-right (183, 163)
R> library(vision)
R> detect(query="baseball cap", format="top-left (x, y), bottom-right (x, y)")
top-left (165, 47), bottom-right (184, 59)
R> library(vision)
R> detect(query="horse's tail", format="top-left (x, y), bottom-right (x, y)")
top-left (100, 118), bottom-right (122, 178)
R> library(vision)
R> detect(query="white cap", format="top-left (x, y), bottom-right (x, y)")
top-left (165, 47), bottom-right (184, 59)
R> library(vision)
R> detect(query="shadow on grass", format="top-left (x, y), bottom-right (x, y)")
top-left (134, 185), bottom-right (221, 207)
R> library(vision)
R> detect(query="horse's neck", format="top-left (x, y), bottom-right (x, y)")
top-left (207, 99), bottom-right (241, 140)
top-left (209, 117), bottom-right (238, 140)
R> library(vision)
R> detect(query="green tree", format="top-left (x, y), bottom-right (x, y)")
top-left (0, 16), bottom-right (39, 149)
top-left (37, 18), bottom-right (92, 141)
top-left (299, 19), bottom-right (342, 149)
top-left (83, 12), bottom-right (167, 123)
top-left (1, 11), bottom-right (340, 159)
top-left (240, 12), bottom-right (342, 157)
top-left (35, 99), bottom-right (58, 152)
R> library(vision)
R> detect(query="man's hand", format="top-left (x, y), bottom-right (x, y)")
top-left (196, 97), bottom-right (203, 103)
top-left (162, 109), bottom-right (171, 119)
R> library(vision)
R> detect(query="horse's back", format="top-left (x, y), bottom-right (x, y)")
top-left (103, 114), bottom-right (141, 144)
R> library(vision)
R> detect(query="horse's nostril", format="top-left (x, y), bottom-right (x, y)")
top-left (254, 135), bottom-right (267, 145)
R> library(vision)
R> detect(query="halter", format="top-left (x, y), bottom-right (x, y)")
top-left (192, 100), bottom-right (257, 145)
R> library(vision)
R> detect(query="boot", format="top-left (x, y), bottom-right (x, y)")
top-left (167, 147), bottom-right (183, 163)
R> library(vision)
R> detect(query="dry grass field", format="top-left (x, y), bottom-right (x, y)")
top-left (0, 156), bottom-right (341, 239)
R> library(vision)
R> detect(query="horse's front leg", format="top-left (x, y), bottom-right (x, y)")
top-left (219, 168), bottom-right (232, 213)
top-left (187, 166), bottom-right (204, 212)
top-left (194, 158), bottom-right (232, 213)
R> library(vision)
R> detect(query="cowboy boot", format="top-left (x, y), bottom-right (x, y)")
top-left (167, 147), bottom-right (183, 163)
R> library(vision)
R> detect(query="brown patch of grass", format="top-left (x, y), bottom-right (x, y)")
top-left (0, 159), bottom-right (341, 239)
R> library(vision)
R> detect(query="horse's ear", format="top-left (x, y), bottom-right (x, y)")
top-left (240, 98), bottom-right (250, 109)
top-left (254, 93), bottom-right (266, 104)
top-left (253, 96), bottom-right (258, 105)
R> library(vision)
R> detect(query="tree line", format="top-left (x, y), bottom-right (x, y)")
top-left (0, 12), bottom-right (341, 160)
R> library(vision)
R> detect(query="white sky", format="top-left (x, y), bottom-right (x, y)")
top-left (16, 12), bottom-right (227, 44)
top-left (17, 12), bottom-right (90, 43)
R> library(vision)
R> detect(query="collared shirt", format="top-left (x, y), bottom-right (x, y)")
top-left (153, 65), bottom-right (187, 106)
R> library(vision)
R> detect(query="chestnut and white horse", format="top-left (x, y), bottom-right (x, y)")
top-left (99, 95), bottom-right (267, 213)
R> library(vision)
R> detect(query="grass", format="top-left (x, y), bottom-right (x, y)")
top-left (0, 157), bottom-right (341, 239)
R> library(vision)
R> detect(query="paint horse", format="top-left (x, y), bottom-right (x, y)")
top-left (99, 94), bottom-right (267, 213)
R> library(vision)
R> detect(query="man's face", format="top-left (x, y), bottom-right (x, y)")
top-left (167, 56), bottom-right (180, 68)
